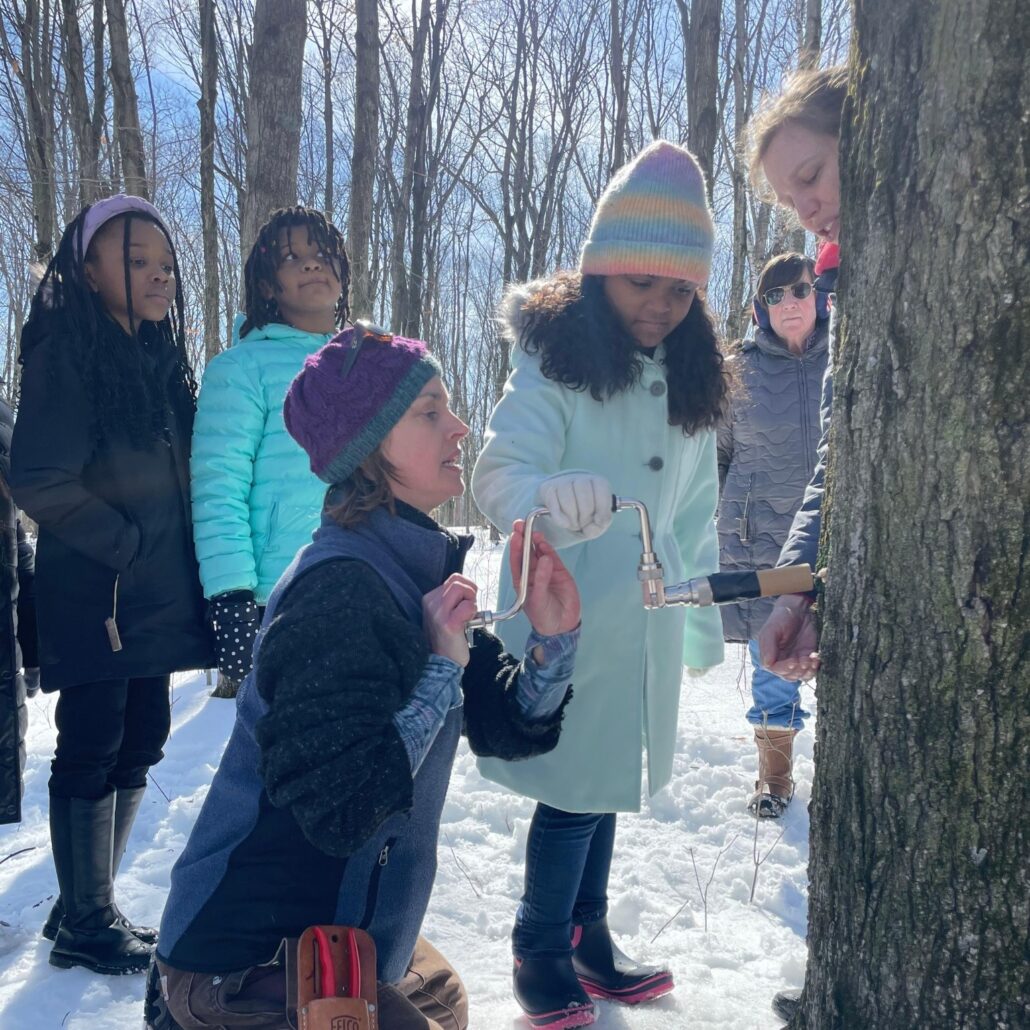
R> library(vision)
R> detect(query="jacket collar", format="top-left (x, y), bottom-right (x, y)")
top-left (320, 497), bottom-right (474, 596)
top-left (744, 320), bottom-right (829, 360)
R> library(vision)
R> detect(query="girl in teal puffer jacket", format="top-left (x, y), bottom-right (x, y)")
top-left (191, 207), bottom-right (350, 682)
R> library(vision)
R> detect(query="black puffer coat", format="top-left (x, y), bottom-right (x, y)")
top-left (0, 398), bottom-right (34, 824)
top-left (10, 315), bottom-right (213, 691)
top-left (717, 321), bottom-right (829, 642)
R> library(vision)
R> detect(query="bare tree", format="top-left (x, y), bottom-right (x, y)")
top-left (60, 0), bottom-right (105, 207)
top-left (239, 0), bottom-right (306, 262)
top-left (198, 0), bottom-right (220, 363)
top-left (1, 0), bottom-right (59, 261)
top-left (797, 0), bottom-right (821, 70)
top-left (348, 0), bottom-right (378, 318)
top-left (677, 0), bottom-right (721, 201)
top-left (106, 0), bottom-right (148, 197)
top-left (789, 1), bottom-right (1028, 1025)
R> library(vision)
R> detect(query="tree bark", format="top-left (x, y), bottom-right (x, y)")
top-left (60, 0), bottom-right (103, 207)
top-left (240, 0), bottom-right (306, 264)
top-left (609, 0), bottom-right (627, 173)
top-left (348, 0), bottom-right (379, 319)
top-left (105, 0), bottom-right (148, 198)
top-left (677, 0), bottom-right (720, 202)
top-left (7, 0), bottom-right (58, 262)
top-left (198, 0), bottom-right (220, 363)
top-left (388, 0), bottom-right (432, 333)
top-left (794, 2), bottom-right (1029, 1026)
top-left (797, 0), bottom-right (821, 70)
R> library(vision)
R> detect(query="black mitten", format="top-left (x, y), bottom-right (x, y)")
top-left (210, 590), bottom-right (261, 680)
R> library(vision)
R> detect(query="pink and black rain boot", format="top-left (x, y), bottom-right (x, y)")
top-left (513, 955), bottom-right (597, 1028)
top-left (571, 919), bottom-right (674, 1005)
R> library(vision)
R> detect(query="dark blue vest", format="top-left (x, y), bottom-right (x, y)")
top-left (161, 506), bottom-right (471, 982)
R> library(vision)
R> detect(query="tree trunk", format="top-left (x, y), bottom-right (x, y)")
top-left (388, 0), bottom-right (432, 332)
top-left (725, 0), bottom-right (750, 340)
top-left (797, 0), bottom-right (821, 70)
top-left (105, 0), bottom-right (148, 198)
top-left (198, 0), bottom-right (220, 363)
top-left (9, 0), bottom-right (58, 262)
top-left (794, 2), bottom-right (1029, 1026)
top-left (240, 0), bottom-right (306, 264)
top-left (60, 0), bottom-right (103, 207)
top-left (609, 0), bottom-right (627, 173)
top-left (678, 0), bottom-right (720, 202)
top-left (348, 0), bottom-right (379, 319)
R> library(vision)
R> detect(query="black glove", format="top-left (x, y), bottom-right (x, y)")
top-left (210, 590), bottom-right (261, 681)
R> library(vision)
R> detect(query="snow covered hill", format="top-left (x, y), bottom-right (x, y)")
top-left (0, 539), bottom-right (812, 1029)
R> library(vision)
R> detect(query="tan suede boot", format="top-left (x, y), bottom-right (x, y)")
top-left (748, 727), bottom-right (797, 818)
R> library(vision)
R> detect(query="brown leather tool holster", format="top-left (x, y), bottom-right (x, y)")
top-left (294, 925), bottom-right (378, 1030)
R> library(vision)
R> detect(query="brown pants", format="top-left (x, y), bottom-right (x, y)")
top-left (156, 937), bottom-right (468, 1030)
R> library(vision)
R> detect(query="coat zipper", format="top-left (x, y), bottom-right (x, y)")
top-left (738, 474), bottom-right (754, 544)
top-left (358, 837), bottom-right (396, 930)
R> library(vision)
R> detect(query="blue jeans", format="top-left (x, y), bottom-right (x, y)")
top-left (512, 804), bottom-right (615, 960)
top-left (746, 640), bottom-right (809, 731)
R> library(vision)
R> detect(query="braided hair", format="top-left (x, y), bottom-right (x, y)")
top-left (23, 205), bottom-right (198, 449)
top-left (241, 207), bottom-right (351, 336)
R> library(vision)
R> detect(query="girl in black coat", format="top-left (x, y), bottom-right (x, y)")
top-left (10, 196), bottom-right (213, 976)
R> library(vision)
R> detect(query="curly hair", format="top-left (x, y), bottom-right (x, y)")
top-left (514, 270), bottom-right (728, 434)
top-left (241, 207), bottom-right (351, 336)
top-left (23, 206), bottom-right (198, 448)
top-left (744, 65), bottom-right (849, 201)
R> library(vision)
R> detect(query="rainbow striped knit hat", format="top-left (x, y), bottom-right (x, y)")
top-left (579, 140), bottom-right (713, 285)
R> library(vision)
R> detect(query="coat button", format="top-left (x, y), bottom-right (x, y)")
top-left (648, 456), bottom-right (664, 471)
top-left (649, 381), bottom-right (666, 396)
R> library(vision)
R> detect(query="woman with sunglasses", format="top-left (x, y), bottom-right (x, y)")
top-left (717, 252), bottom-right (829, 818)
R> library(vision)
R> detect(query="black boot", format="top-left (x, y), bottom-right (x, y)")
top-left (48, 793), bottom-right (153, 974)
top-left (513, 956), bottom-right (597, 1029)
top-left (772, 989), bottom-right (801, 1022)
top-left (43, 786), bottom-right (158, 944)
top-left (571, 919), bottom-right (674, 1004)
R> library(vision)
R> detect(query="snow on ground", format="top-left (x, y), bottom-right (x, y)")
top-left (0, 536), bottom-right (813, 1029)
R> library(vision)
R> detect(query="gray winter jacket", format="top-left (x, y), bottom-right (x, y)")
top-left (717, 322), bottom-right (830, 642)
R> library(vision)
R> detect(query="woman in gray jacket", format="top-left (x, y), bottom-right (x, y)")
top-left (717, 252), bottom-right (829, 817)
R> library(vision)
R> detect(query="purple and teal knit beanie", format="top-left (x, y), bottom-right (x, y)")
top-left (284, 325), bottom-right (442, 483)
top-left (579, 140), bottom-right (714, 285)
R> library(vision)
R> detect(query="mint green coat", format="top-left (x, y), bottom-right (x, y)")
top-left (471, 287), bottom-right (724, 813)
top-left (190, 316), bottom-right (334, 603)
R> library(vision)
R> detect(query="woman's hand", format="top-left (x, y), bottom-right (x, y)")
top-left (423, 574), bottom-right (479, 668)
top-left (510, 520), bottom-right (581, 638)
top-left (757, 594), bottom-right (820, 679)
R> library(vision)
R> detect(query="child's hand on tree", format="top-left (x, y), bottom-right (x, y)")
top-left (511, 520), bottom-right (581, 638)
top-left (423, 575), bottom-right (479, 668)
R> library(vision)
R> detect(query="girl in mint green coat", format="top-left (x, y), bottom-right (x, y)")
top-left (472, 142), bottom-right (729, 1028)
top-left (190, 207), bottom-right (349, 682)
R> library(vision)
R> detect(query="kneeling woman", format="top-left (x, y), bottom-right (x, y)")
top-left (148, 327), bottom-right (581, 1030)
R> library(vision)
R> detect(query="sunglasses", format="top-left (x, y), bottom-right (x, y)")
top-left (339, 320), bottom-right (394, 380)
top-left (762, 282), bottom-right (814, 307)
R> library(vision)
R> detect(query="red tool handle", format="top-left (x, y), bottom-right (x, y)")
top-left (312, 926), bottom-right (337, 998)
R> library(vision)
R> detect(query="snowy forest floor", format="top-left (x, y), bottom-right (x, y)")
top-left (0, 537), bottom-right (813, 1029)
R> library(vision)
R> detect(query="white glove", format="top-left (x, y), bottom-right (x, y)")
top-left (538, 471), bottom-right (614, 540)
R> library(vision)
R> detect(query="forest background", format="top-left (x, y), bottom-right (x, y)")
top-left (0, 0), bottom-right (849, 525)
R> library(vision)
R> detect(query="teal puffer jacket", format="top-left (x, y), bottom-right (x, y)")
top-left (190, 315), bottom-right (334, 603)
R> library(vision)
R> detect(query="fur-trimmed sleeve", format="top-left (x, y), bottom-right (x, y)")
top-left (254, 560), bottom-right (424, 858)
top-left (460, 629), bottom-right (571, 760)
